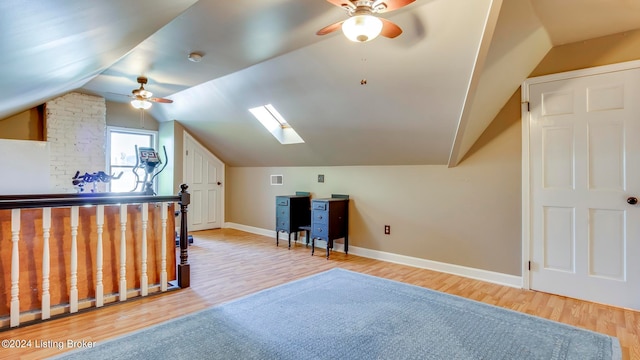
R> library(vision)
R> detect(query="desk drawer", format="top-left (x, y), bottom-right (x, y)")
top-left (276, 198), bottom-right (289, 206)
top-left (312, 211), bottom-right (328, 224)
top-left (276, 205), bottom-right (290, 217)
top-left (312, 202), bottom-right (327, 211)
top-left (276, 216), bottom-right (290, 231)
top-left (311, 224), bottom-right (328, 239)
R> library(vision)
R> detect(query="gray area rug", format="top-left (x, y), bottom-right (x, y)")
top-left (55, 268), bottom-right (621, 360)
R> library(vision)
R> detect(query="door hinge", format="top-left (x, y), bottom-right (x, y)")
top-left (528, 261), bottom-right (531, 271)
top-left (523, 101), bottom-right (530, 112)
top-left (186, 150), bottom-right (189, 156)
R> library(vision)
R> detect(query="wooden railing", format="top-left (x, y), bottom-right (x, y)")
top-left (0, 184), bottom-right (190, 328)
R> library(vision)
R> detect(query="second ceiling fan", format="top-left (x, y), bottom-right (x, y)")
top-left (317, 0), bottom-right (415, 42)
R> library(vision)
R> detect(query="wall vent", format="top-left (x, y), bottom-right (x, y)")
top-left (270, 174), bottom-right (283, 185)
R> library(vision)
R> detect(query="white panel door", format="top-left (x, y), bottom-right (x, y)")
top-left (528, 66), bottom-right (640, 310)
top-left (184, 132), bottom-right (223, 231)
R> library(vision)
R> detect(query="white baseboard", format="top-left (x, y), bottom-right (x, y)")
top-left (348, 246), bottom-right (522, 288)
top-left (223, 222), bottom-right (522, 288)
top-left (224, 222), bottom-right (276, 238)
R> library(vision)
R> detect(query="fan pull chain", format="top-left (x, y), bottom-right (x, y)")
top-left (360, 45), bottom-right (368, 85)
top-left (140, 108), bottom-right (145, 129)
top-left (360, 57), bottom-right (367, 85)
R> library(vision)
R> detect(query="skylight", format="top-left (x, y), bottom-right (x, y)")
top-left (249, 104), bottom-right (304, 145)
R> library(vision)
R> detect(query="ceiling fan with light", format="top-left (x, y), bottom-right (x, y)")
top-left (128, 76), bottom-right (173, 109)
top-left (317, 0), bottom-right (415, 42)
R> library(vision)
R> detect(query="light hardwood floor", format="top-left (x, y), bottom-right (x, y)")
top-left (1, 228), bottom-right (638, 359)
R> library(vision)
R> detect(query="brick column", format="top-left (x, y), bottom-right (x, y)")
top-left (46, 92), bottom-right (106, 193)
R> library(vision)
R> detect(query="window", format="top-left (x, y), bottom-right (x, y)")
top-left (106, 127), bottom-right (158, 192)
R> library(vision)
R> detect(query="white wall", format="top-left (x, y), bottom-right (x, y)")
top-left (0, 139), bottom-right (50, 194)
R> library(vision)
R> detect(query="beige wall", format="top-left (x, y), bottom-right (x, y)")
top-left (531, 29), bottom-right (640, 77)
top-left (226, 29), bottom-right (640, 277)
top-left (158, 120), bottom-right (185, 196)
top-left (0, 106), bottom-right (44, 140)
top-left (227, 92), bottom-right (522, 275)
top-left (106, 101), bottom-right (159, 130)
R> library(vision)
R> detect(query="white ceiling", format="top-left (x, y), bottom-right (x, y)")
top-left (2, 0), bottom-right (640, 166)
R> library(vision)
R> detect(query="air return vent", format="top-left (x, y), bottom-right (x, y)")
top-left (271, 175), bottom-right (283, 185)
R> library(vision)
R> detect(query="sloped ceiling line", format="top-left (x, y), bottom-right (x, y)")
top-left (447, 0), bottom-right (504, 167)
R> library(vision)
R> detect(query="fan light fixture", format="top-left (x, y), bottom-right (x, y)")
top-left (131, 99), bottom-right (152, 110)
top-left (138, 89), bottom-right (152, 98)
top-left (342, 14), bottom-right (383, 42)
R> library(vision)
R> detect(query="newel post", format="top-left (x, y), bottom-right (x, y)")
top-left (178, 184), bottom-right (191, 288)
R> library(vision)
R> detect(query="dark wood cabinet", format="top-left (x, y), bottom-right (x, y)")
top-left (275, 195), bottom-right (311, 249)
top-left (310, 196), bottom-right (349, 259)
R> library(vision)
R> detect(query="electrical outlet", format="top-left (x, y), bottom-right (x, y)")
top-left (384, 225), bottom-right (390, 235)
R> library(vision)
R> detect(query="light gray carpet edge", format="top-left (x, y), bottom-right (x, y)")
top-left (51, 268), bottom-right (621, 360)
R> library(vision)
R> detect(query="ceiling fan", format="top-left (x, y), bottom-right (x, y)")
top-left (128, 76), bottom-right (173, 110)
top-left (317, 0), bottom-right (415, 42)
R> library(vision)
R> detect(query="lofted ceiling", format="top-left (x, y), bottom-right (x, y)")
top-left (2, 0), bottom-right (640, 167)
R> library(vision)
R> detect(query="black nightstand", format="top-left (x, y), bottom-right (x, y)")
top-left (310, 195), bottom-right (349, 259)
top-left (275, 194), bottom-right (311, 249)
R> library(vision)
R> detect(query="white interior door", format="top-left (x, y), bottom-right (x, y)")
top-left (526, 64), bottom-right (640, 310)
top-left (183, 132), bottom-right (224, 231)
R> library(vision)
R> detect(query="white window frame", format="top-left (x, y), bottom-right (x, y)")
top-left (106, 126), bottom-right (159, 192)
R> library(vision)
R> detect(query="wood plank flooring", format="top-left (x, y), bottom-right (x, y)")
top-left (1, 228), bottom-right (638, 359)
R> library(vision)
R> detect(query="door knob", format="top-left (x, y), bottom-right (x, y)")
top-left (627, 197), bottom-right (638, 205)
top-left (217, 182), bottom-right (222, 186)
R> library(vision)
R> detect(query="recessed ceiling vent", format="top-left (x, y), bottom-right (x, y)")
top-left (271, 174), bottom-right (283, 186)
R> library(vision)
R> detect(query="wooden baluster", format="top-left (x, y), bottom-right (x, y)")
top-left (96, 205), bottom-right (104, 307)
top-left (141, 203), bottom-right (149, 296)
top-left (41, 208), bottom-right (51, 319)
top-left (119, 204), bottom-right (127, 301)
top-left (10, 209), bottom-right (20, 327)
top-left (178, 184), bottom-right (191, 288)
top-left (70, 206), bottom-right (79, 313)
top-left (160, 202), bottom-right (168, 291)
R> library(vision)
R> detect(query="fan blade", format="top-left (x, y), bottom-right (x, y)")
top-left (374, 0), bottom-right (415, 13)
top-left (325, 0), bottom-right (355, 10)
top-left (317, 20), bottom-right (344, 35)
top-left (107, 92), bottom-right (134, 99)
top-left (150, 97), bottom-right (173, 104)
top-left (380, 18), bottom-right (403, 38)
